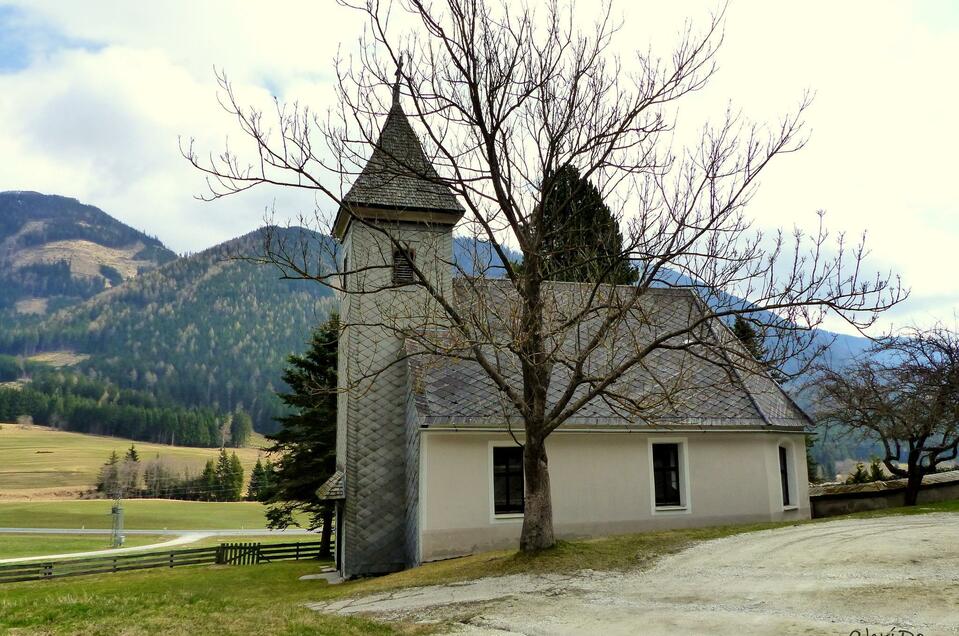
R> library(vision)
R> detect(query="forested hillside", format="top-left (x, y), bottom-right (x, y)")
top-left (0, 192), bottom-right (176, 316)
top-left (1, 228), bottom-right (335, 435)
top-left (0, 194), bottom-right (880, 468)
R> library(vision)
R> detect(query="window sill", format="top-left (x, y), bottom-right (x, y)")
top-left (653, 505), bottom-right (688, 513)
top-left (492, 513), bottom-right (524, 522)
top-left (782, 505), bottom-right (799, 511)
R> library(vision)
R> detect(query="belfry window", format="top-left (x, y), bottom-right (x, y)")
top-left (392, 247), bottom-right (415, 285)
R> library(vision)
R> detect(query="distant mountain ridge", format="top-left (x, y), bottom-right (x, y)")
top-left (1, 227), bottom-right (335, 433)
top-left (0, 193), bottom-right (877, 449)
top-left (0, 191), bottom-right (176, 316)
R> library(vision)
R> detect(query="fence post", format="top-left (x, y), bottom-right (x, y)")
top-left (295, 543), bottom-right (300, 561)
top-left (43, 563), bottom-right (53, 579)
top-left (216, 545), bottom-right (225, 565)
top-left (169, 552), bottom-right (175, 568)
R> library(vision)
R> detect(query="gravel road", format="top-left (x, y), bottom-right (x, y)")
top-left (312, 513), bottom-right (959, 635)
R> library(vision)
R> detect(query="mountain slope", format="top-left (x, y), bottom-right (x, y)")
top-left (0, 191), bottom-right (176, 316)
top-left (1, 227), bottom-right (335, 433)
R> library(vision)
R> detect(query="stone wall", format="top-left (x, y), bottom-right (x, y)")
top-left (809, 470), bottom-right (959, 518)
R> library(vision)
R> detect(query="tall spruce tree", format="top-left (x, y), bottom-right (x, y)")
top-left (732, 316), bottom-right (767, 362)
top-left (231, 409), bottom-right (253, 448)
top-left (200, 459), bottom-right (217, 501)
top-left (264, 313), bottom-right (338, 558)
top-left (212, 448), bottom-right (244, 502)
top-left (539, 165), bottom-right (637, 285)
top-left (247, 457), bottom-right (266, 501)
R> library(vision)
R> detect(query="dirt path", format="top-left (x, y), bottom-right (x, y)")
top-left (312, 513), bottom-right (959, 635)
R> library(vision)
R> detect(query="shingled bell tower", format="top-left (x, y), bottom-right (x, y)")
top-left (329, 63), bottom-right (464, 577)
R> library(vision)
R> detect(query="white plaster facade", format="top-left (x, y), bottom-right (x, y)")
top-left (416, 430), bottom-right (810, 562)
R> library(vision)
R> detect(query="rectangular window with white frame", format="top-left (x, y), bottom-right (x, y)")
top-left (491, 444), bottom-right (524, 517)
top-left (649, 439), bottom-right (690, 513)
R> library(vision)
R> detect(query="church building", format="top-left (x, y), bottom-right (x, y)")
top-left (318, 82), bottom-right (811, 579)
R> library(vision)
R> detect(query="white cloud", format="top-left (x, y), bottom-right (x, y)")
top-left (0, 0), bottom-right (956, 334)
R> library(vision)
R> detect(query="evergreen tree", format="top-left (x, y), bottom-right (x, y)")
top-left (732, 316), bottom-right (767, 362)
top-left (96, 450), bottom-right (121, 496)
top-left (845, 462), bottom-right (871, 484)
top-left (214, 449), bottom-right (232, 502)
top-left (228, 452), bottom-right (244, 501)
top-left (538, 165), bottom-right (637, 285)
top-left (124, 444), bottom-right (140, 463)
top-left (264, 313), bottom-right (338, 557)
top-left (247, 457), bottom-right (266, 501)
top-left (230, 408), bottom-right (253, 448)
top-left (200, 459), bottom-right (217, 501)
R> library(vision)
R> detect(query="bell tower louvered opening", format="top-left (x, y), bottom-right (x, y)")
top-left (392, 247), bottom-right (416, 285)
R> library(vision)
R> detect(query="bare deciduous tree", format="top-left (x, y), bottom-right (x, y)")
top-left (815, 327), bottom-right (959, 505)
top-left (184, 1), bottom-right (904, 551)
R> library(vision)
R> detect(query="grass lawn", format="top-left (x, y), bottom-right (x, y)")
top-left (0, 561), bottom-right (398, 636)
top-left (1, 500), bottom-right (956, 635)
top-left (0, 533), bottom-right (172, 559)
top-left (0, 424), bottom-right (266, 496)
top-left (0, 500), bottom-right (281, 530)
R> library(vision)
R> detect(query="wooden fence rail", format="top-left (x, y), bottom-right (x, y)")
top-left (0, 541), bottom-right (331, 584)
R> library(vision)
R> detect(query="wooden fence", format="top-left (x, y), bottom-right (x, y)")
top-left (0, 541), bottom-right (331, 584)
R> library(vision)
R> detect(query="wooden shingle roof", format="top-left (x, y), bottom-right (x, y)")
top-left (341, 102), bottom-right (463, 214)
top-left (317, 470), bottom-right (345, 501)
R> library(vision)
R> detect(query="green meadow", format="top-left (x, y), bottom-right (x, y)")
top-left (0, 500), bottom-right (277, 530)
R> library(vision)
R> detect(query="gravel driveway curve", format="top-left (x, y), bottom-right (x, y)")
top-left (312, 513), bottom-right (959, 635)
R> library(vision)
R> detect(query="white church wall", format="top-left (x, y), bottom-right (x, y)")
top-left (418, 429), bottom-right (810, 562)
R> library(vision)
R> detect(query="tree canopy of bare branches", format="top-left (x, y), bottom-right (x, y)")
top-left (815, 326), bottom-right (959, 505)
top-left (184, 0), bottom-right (905, 551)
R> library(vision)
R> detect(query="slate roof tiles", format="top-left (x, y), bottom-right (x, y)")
top-left (407, 279), bottom-right (810, 430)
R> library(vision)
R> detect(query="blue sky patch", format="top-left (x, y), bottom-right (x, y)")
top-left (0, 5), bottom-right (102, 73)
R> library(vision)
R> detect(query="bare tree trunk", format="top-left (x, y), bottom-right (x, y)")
top-left (903, 470), bottom-right (924, 507)
top-left (520, 435), bottom-right (555, 552)
top-left (319, 504), bottom-right (334, 559)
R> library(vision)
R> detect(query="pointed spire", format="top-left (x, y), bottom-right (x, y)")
top-left (333, 50), bottom-right (462, 238)
top-left (392, 54), bottom-right (403, 107)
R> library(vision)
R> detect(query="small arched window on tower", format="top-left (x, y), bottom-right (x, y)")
top-left (392, 246), bottom-right (416, 285)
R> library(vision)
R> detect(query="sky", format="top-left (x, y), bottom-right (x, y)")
top-left (0, 1), bottom-right (957, 335)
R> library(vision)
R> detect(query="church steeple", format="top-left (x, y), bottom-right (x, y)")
top-left (334, 58), bottom-right (463, 240)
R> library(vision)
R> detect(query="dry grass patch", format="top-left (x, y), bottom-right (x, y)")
top-left (0, 424), bottom-right (266, 495)
top-left (26, 351), bottom-right (89, 367)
